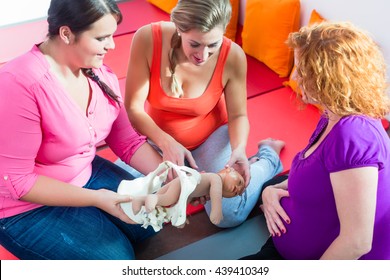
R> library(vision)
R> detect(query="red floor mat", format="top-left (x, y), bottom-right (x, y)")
top-left (0, 245), bottom-right (18, 260)
top-left (0, 19), bottom-right (47, 63)
top-left (115, 0), bottom-right (170, 36)
top-left (104, 33), bottom-right (134, 79)
top-left (246, 87), bottom-right (321, 173)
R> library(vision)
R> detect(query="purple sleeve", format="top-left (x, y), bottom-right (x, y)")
top-left (324, 117), bottom-right (384, 173)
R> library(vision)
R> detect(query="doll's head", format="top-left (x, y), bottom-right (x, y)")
top-left (217, 167), bottom-right (245, 198)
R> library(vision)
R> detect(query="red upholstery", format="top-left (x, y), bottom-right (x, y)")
top-left (246, 54), bottom-right (288, 98)
top-left (246, 87), bottom-right (321, 173)
top-left (0, 245), bottom-right (18, 260)
top-left (115, 0), bottom-right (170, 36)
top-left (0, 19), bottom-right (47, 63)
top-left (0, 0), bottom-right (169, 64)
top-left (382, 118), bottom-right (389, 130)
top-left (104, 33), bottom-right (135, 79)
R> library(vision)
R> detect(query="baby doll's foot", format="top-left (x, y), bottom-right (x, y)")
top-left (145, 194), bottom-right (158, 213)
top-left (249, 138), bottom-right (285, 163)
top-left (258, 138), bottom-right (285, 155)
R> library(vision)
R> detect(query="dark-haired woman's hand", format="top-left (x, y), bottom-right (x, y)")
top-left (95, 189), bottom-right (137, 224)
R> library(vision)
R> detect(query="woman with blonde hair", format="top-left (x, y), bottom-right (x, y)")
top-left (123, 0), bottom-right (284, 228)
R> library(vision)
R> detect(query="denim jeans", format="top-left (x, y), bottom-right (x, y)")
top-left (0, 156), bottom-right (156, 260)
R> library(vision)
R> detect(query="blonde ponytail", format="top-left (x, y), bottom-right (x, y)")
top-left (169, 33), bottom-right (184, 97)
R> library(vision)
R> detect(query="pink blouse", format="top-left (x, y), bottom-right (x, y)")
top-left (0, 45), bottom-right (146, 218)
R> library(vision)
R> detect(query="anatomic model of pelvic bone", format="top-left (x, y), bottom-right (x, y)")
top-left (117, 161), bottom-right (201, 231)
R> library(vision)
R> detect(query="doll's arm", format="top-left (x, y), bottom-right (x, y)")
top-left (208, 174), bottom-right (224, 225)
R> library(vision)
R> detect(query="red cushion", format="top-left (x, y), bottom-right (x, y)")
top-left (115, 0), bottom-right (170, 36)
top-left (186, 204), bottom-right (204, 215)
top-left (246, 55), bottom-right (288, 98)
top-left (0, 19), bottom-right (47, 63)
top-left (246, 87), bottom-right (320, 172)
top-left (0, 245), bottom-right (18, 260)
top-left (105, 33), bottom-right (135, 79)
top-left (0, 0), bottom-right (169, 64)
top-left (382, 118), bottom-right (389, 130)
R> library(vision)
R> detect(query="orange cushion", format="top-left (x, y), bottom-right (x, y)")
top-left (283, 9), bottom-right (325, 93)
top-left (147, 0), bottom-right (177, 14)
top-left (225, 0), bottom-right (240, 41)
top-left (241, 0), bottom-right (300, 77)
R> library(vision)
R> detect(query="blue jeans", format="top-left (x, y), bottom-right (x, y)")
top-left (116, 125), bottom-right (283, 228)
top-left (0, 156), bottom-right (156, 260)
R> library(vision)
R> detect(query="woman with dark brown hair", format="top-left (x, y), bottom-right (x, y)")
top-left (0, 0), bottom-right (162, 259)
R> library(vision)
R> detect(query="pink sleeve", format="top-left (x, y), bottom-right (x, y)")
top-left (99, 66), bottom-right (147, 164)
top-left (105, 105), bottom-right (147, 165)
top-left (0, 72), bottom-right (40, 199)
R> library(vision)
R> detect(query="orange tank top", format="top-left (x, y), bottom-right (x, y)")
top-left (147, 23), bottom-right (230, 150)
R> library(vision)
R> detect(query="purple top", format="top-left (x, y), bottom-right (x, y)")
top-left (273, 115), bottom-right (390, 259)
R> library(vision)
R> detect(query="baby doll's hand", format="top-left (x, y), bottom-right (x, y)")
top-left (210, 210), bottom-right (223, 225)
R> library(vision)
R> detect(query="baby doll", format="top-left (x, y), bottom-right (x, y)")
top-left (133, 165), bottom-right (245, 226)
top-left (117, 161), bottom-right (244, 231)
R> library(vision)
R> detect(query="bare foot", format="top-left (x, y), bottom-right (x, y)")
top-left (258, 138), bottom-right (285, 155)
top-left (249, 138), bottom-right (285, 163)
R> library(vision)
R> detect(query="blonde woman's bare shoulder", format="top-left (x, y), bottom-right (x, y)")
top-left (132, 24), bottom-right (153, 44)
top-left (133, 21), bottom-right (175, 47)
top-left (228, 41), bottom-right (247, 64)
top-left (226, 41), bottom-right (247, 75)
top-left (159, 21), bottom-right (176, 32)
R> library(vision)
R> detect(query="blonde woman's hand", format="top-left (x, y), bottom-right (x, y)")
top-left (161, 140), bottom-right (197, 167)
top-left (161, 140), bottom-right (198, 181)
top-left (226, 148), bottom-right (250, 186)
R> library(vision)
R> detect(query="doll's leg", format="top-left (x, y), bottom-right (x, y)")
top-left (248, 138), bottom-right (285, 163)
top-left (132, 196), bottom-right (147, 214)
top-left (144, 179), bottom-right (182, 212)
